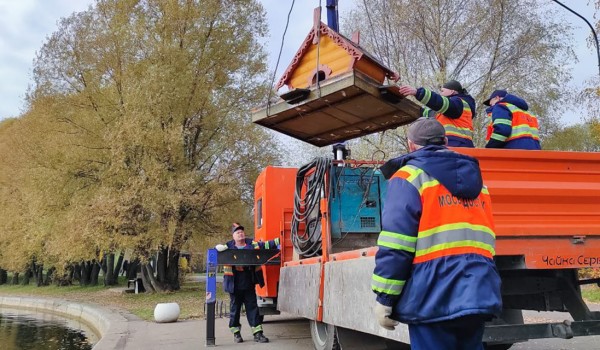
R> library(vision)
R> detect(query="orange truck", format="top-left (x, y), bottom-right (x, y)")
top-left (243, 7), bottom-right (600, 348)
top-left (252, 147), bottom-right (600, 350)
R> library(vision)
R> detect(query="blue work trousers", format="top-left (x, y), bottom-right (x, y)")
top-left (408, 318), bottom-right (485, 350)
top-left (229, 289), bottom-right (263, 334)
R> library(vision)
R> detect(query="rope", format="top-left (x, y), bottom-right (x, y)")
top-left (266, 0), bottom-right (296, 116)
top-left (362, 0), bottom-right (386, 67)
top-left (316, 0), bottom-right (323, 98)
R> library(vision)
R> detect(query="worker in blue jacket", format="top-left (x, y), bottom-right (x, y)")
top-left (216, 223), bottom-right (280, 344)
top-left (484, 90), bottom-right (541, 150)
top-left (372, 118), bottom-right (502, 350)
top-left (399, 80), bottom-right (476, 148)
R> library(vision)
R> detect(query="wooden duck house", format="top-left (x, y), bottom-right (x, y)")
top-left (252, 9), bottom-right (420, 147)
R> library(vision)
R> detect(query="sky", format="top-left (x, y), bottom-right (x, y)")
top-left (0, 0), bottom-right (598, 125)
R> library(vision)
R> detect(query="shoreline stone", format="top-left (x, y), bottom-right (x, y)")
top-left (0, 296), bottom-right (130, 349)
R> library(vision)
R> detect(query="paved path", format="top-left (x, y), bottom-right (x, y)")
top-left (121, 314), bottom-right (313, 350)
top-left (3, 295), bottom-right (600, 349)
top-left (122, 308), bottom-right (600, 350)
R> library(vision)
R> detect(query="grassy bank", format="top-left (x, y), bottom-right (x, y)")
top-left (582, 285), bottom-right (600, 303)
top-left (0, 277), bottom-right (228, 321)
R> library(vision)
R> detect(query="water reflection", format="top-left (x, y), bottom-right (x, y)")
top-left (0, 308), bottom-right (96, 350)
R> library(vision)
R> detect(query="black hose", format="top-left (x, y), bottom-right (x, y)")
top-left (291, 157), bottom-right (331, 257)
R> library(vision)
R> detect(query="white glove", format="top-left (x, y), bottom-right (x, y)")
top-left (374, 302), bottom-right (399, 330)
top-left (215, 244), bottom-right (228, 252)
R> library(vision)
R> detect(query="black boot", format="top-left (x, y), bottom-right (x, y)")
top-left (254, 331), bottom-right (269, 343)
top-left (234, 332), bottom-right (244, 343)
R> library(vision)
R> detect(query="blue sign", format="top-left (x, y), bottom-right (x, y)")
top-left (205, 248), bottom-right (217, 304)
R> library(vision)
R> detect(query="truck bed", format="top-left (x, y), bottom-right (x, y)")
top-left (458, 148), bottom-right (600, 269)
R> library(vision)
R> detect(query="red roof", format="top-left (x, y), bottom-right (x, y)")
top-left (275, 22), bottom-right (400, 90)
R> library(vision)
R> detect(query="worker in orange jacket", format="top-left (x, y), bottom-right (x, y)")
top-left (373, 118), bottom-right (502, 349)
top-left (398, 80), bottom-right (476, 148)
top-left (484, 90), bottom-right (541, 150)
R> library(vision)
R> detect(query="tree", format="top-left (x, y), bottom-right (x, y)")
top-left (543, 123), bottom-right (600, 151)
top-left (0, 0), bottom-right (281, 291)
top-left (343, 0), bottom-right (575, 151)
top-left (0, 117), bottom-right (48, 277)
top-left (576, 1), bottom-right (600, 124)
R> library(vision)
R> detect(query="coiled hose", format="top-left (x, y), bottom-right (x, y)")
top-left (291, 157), bottom-right (331, 257)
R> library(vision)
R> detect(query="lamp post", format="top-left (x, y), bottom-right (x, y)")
top-left (550, 0), bottom-right (600, 77)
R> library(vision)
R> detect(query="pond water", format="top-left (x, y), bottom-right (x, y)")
top-left (0, 307), bottom-right (98, 350)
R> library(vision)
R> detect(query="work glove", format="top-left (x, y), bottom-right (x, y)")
top-left (215, 244), bottom-right (228, 252)
top-left (374, 302), bottom-right (399, 330)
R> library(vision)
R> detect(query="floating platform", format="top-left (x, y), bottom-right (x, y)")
top-left (252, 71), bottom-right (421, 147)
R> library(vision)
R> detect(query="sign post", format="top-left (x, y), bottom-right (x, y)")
top-left (205, 248), bottom-right (217, 347)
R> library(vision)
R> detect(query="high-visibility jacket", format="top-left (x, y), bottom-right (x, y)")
top-left (416, 88), bottom-right (476, 148)
top-left (222, 237), bottom-right (280, 294)
top-left (485, 95), bottom-right (541, 150)
top-left (435, 99), bottom-right (473, 143)
top-left (373, 145), bottom-right (502, 323)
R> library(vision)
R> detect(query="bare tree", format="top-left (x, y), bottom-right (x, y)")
top-left (344, 0), bottom-right (575, 149)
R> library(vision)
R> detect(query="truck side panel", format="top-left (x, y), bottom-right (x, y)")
top-left (458, 148), bottom-right (600, 237)
top-left (456, 149), bottom-right (600, 270)
top-left (278, 264), bottom-right (321, 320)
top-left (323, 256), bottom-right (410, 343)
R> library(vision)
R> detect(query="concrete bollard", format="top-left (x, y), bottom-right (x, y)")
top-left (154, 302), bottom-right (180, 323)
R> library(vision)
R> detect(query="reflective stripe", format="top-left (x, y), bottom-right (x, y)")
top-left (401, 165), bottom-right (440, 195)
top-left (461, 99), bottom-right (471, 112)
top-left (223, 265), bottom-right (234, 276)
top-left (504, 104), bottom-right (519, 113)
top-left (420, 88), bottom-right (432, 105)
top-left (252, 325), bottom-right (263, 334)
top-left (263, 238), bottom-right (280, 249)
top-left (494, 118), bottom-right (512, 126)
top-left (372, 274), bottom-right (405, 295)
top-left (377, 231), bottom-right (417, 252)
top-left (416, 227), bottom-right (496, 253)
top-left (401, 165), bottom-right (423, 182)
top-left (252, 242), bottom-right (259, 249)
top-left (420, 222), bottom-right (495, 239)
top-left (230, 326), bottom-right (241, 333)
top-left (511, 125), bottom-right (540, 139)
top-left (499, 103), bottom-right (540, 142)
top-left (415, 240), bottom-right (496, 259)
top-left (491, 132), bottom-right (508, 142)
top-left (401, 165), bottom-right (496, 265)
top-left (436, 99), bottom-right (473, 141)
top-left (444, 124), bottom-right (474, 139)
top-left (413, 246), bottom-right (494, 264)
top-left (438, 96), bottom-right (450, 114)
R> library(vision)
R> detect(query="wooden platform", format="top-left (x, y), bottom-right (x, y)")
top-left (252, 72), bottom-right (421, 147)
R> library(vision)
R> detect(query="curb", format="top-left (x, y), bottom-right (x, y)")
top-left (0, 296), bottom-right (130, 349)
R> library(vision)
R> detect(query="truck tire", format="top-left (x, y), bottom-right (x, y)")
top-left (310, 320), bottom-right (340, 350)
top-left (384, 338), bottom-right (411, 350)
top-left (484, 344), bottom-right (513, 350)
